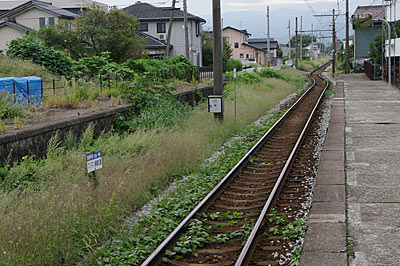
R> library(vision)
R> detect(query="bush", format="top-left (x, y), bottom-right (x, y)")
top-left (257, 68), bottom-right (288, 81)
top-left (228, 59), bottom-right (243, 72)
top-left (225, 71), bottom-right (263, 84)
top-left (6, 34), bottom-right (74, 77)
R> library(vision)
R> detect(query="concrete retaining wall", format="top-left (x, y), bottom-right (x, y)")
top-left (0, 85), bottom-right (215, 165)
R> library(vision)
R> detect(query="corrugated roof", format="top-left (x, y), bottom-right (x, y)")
top-left (353, 5), bottom-right (386, 20)
top-left (123, 3), bottom-right (206, 23)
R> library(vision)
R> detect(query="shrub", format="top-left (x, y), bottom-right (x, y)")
top-left (257, 68), bottom-right (288, 81)
top-left (6, 34), bottom-right (74, 77)
top-left (228, 59), bottom-right (243, 72)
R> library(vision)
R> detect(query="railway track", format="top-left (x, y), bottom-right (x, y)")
top-left (142, 62), bottom-right (331, 266)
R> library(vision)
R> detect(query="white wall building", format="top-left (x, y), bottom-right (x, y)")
top-left (0, 1), bottom-right (77, 52)
top-left (123, 2), bottom-right (206, 66)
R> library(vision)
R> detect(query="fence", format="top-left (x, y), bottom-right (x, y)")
top-left (383, 65), bottom-right (400, 88)
top-left (364, 60), bottom-right (382, 80)
top-left (0, 66), bottom-right (215, 106)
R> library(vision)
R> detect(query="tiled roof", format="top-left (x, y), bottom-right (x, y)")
top-left (0, 0), bottom-right (107, 9)
top-left (0, 1), bottom-right (77, 20)
top-left (353, 5), bottom-right (386, 20)
top-left (124, 3), bottom-right (206, 23)
top-left (140, 32), bottom-right (173, 49)
top-left (242, 43), bottom-right (265, 52)
top-left (248, 38), bottom-right (279, 50)
top-left (223, 26), bottom-right (251, 36)
top-left (0, 19), bottom-right (31, 31)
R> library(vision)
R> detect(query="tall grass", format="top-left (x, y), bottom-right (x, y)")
top-left (0, 73), bottom-right (303, 265)
top-left (0, 55), bottom-right (58, 80)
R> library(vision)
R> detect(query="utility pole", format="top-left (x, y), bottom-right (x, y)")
top-left (300, 16), bottom-right (303, 61)
top-left (345, 0), bottom-right (350, 73)
top-left (213, 0), bottom-right (223, 121)
top-left (183, 0), bottom-right (189, 60)
top-left (165, 0), bottom-right (176, 57)
top-left (311, 23), bottom-right (314, 60)
top-left (288, 20), bottom-right (291, 59)
top-left (332, 9), bottom-right (336, 75)
top-left (267, 6), bottom-right (271, 67)
top-left (295, 17), bottom-right (298, 69)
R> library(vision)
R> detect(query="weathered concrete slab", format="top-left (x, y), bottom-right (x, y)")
top-left (302, 223), bottom-right (346, 252)
top-left (341, 73), bottom-right (400, 266)
top-left (316, 170), bottom-right (345, 185)
top-left (313, 184), bottom-right (345, 202)
top-left (318, 160), bottom-right (344, 171)
top-left (320, 150), bottom-right (344, 161)
top-left (309, 202), bottom-right (345, 215)
top-left (301, 251), bottom-right (347, 266)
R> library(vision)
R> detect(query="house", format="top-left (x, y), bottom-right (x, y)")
top-left (140, 32), bottom-right (173, 59)
top-left (223, 26), bottom-right (266, 65)
top-left (0, 0), bottom-right (107, 16)
top-left (0, 0), bottom-right (76, 52)
top-left (123, 2), bottom-right (206, 66)
top-left (352, 5), bottom-right (385, 67)
top-left (248, 38), bottom-right (279, 65)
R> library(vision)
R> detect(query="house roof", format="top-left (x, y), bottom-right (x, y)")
top-left (0, 0), bottom-right (107, 10)
top-left (0, 1), bottom-right (77, 20)
top-left (123, 3), bottom-right (206, 23)
top-left (0, 19), bottom-right (31, 31)
top-left (242, 43), bottom-right (265, 52)
top-left (223, 26), bottom-right (251, 36)
top-left (140, 32), bottom-right (173, 50)
top-left (352, 5), bottom-right (386, 20)
top-left (248, 38), bottom-right (279, 50)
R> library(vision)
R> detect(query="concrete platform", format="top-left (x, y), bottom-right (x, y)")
top-left (301, 73), bottom-right (400, 265)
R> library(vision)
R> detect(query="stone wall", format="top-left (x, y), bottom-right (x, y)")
top-left (0, 85), bottom-right (215, 165)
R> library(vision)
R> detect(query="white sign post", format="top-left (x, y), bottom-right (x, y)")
top-left (234, 68), bottom-right (237, 124)
top-left (86, 151), bottom-right (102, 173)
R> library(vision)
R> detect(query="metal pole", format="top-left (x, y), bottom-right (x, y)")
top-left (300, 16), bottom-right (303, 61)
top-left (381, 19), bottom-right (391, 91)
top-left (166, 0), bottom-right (176, 57)
top-left (183, 0), bottom-right (189, 59)
top-left (266, 6), bottom-right (271, 67)
top-left (332, 9), bottom-right (336, 76)
top-left (288, 20), bottom-right (291, 60)
top-left (234, 68), bottom-right (237, 124)
top-left (295, 17), bottom-right (298, 69)
top-left (213, 0), bottom-right (223, 121)
top-left (345, 0), bottom-right (350, 73)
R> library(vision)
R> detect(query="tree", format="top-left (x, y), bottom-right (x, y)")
top-left (369, 34), bottom-right (384, 65)
top-left (290, 34), bottom-right (316, 48)
top-left (38, 8), bottom-right (146, 62)
top-left (201, 31), bottom-right (232, 71)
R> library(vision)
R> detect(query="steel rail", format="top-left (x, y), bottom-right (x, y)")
top-left (141, 63), bottom-right (329, 266)
top-left (235, 64), bottom-right (330, 266)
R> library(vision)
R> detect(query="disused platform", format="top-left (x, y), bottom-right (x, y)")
top-left (301, 73), bottom-right (400, 265)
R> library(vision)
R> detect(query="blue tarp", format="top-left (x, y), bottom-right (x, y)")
top-left (0, 76), bottom-right (42, 105)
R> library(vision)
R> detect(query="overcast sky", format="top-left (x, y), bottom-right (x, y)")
top-left (100, 0), bottom-right (376, 15)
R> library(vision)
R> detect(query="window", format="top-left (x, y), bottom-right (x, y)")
top-left (157, 23), bottom-right (166, 33)
top-left (48, 17), bottom-right (55, 27)
top-left (39, 17), bottom-right (45, 28)
top-left (224, 36), bottom-right (229, 43)
top-left (240, 53), bottom-right (244, 58)
top-left (139, 23), bottom-right (148, 32)
top-left (234, 42), bottom-right (239, 48)
top-left (246, 54), bottom-right (249, 59)
top-left (196, 22), bottom-right (201, 37)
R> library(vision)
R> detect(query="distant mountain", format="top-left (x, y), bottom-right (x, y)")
top-left (201, 5), bottom-right (356, 45)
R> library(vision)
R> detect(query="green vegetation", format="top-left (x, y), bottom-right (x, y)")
top-left (38, 8), bottom-right (145, 62)
top-left (6, 34), bottom-right (74, 76)
top-left (0, 67), bottom-right (306, 265)
top-left (0, 54), bottom-right (57, 80)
